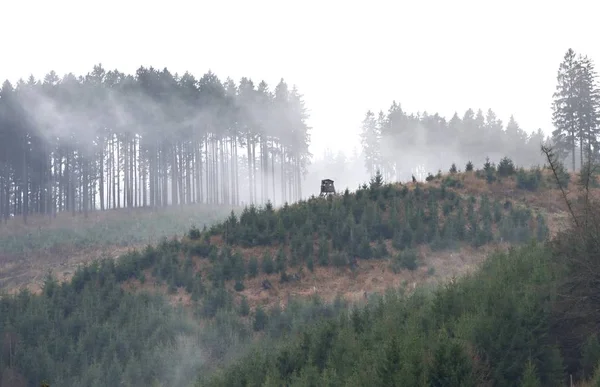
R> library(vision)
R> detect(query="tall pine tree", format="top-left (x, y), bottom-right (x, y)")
top-left (359, 110), bottom-right (380, 176)
top-left (552, 48), bottom-right (600, 170)
top-left (576, 55), bottom-right (600, 165)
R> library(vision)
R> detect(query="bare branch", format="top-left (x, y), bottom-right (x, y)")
top-left (541, 144), bottom-right (579, 227)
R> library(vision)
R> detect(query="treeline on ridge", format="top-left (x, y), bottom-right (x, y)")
top-left (360, 104), bottom-right (549, 182)
top-left (0, 64), bottom-right (310, 224)
top-left (358, 47), bottom-right (600, 183)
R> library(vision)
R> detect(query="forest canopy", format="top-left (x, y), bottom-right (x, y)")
top-left (0, 65), bottom-right (311, 223)
top-left (359, 104), bottom-right (549, 183)
top-left (2, 47), bottom-right (598, 223)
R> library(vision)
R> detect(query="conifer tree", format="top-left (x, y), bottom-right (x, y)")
top-left (520, 358), bottom-right (541, 387)
top-left (552, 48), bottom-right (600, 170)
top-left (576, 55), bottom-right (600, 164)
top-left (0, 66), bottom-right (312, 220)
top-left (360, 110), bottom-right (381, 176)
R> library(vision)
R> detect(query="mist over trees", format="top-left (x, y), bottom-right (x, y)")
top-left (355, 49), bottom-right (600, 182)
top-left (0, 65), bottom-right (311, 223)
top-left (2, 48), bottom-right (597, 226)
top-left (359, 103), bottom-right (549, 182)
top-left (303, 148), bottom-right (368, 196)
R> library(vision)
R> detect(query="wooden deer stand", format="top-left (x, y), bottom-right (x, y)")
top-left (320, 179), bottom-right (336, 197)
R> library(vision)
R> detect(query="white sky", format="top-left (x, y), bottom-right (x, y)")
top-left (1, 0), bottom-right (599, 159)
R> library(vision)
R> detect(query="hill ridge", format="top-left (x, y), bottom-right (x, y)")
top-left (0, 160), bottom-right (595, 387)
top-left (108, 165), bottom-right (560, 312)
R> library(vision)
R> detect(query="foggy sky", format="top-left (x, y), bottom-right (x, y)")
top-left (2, 0), bottom-right (600, 159)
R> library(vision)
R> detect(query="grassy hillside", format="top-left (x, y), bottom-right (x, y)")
top-left (1, 158), bottom-right (596, 387)
top-left (0, 203), bottom-right (235, 293)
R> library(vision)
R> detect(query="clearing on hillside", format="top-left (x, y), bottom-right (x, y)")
top-left (0, 203), bottom-right (235, 293)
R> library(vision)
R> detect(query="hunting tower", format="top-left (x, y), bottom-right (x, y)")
top-left (320, 179), bottom-right (336, 197)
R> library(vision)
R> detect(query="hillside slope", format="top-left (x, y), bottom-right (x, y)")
top-left (115, 164), bottom-right (563, 312)
top-left (0, 161), bottom-right (589, 386)
top-left (0, 203), bottom-right (234, 293)
top-left (196, 166), bottom-right (600, 387)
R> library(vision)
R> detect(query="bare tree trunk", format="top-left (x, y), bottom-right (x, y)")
top-left (572, 131), bottom-right (576, 171)
top-left (116, 136), bottom-right (121, 209)
top-left (199, 139), bottom-right (204, 204)
top-left (213, 137), bottom-right (219, 204)
top-left (133, 136), bottom-right (138, 207)
top-left (297, 157), bottom-right (302, 201)
top-left (230, 135), bottom-right (238, 206)
top-left (234, 137), bottom-right (238, 206)
top-left (70, 151), bottom-right (76, 217)
top-left (171, 142), bottom-right (178, 206)
top-left (123, 138), bottom-right (128, 208)
top-left (220, 138), bottom-right (227, 205)
top-left (129, 137), bottom-right (134, 207)
top-left (259, 137), bottom-right (264, 204)
top-left (178, 144), bottom-right (184, 206)
top-left (161, 142), bottom-right (168, 207)
top-left (185, 142), bottom-right (192, 205)
top-left (271, 140), bottom-right (276, 206)
top-left (22, 147), bottom-right (28, 224)
top-left (111, 136), bottom-right (116, 209)
top-left (149, 144), bottom-right (155, 207)
top-left (252, 141), bottom-right (257, 205)
top-left (205, 137), bottom-right (211, 204)
top-left (57, 155), bottom-right (63, 214)
top-left (247, 135), bottom-right (253, 204)
top-left (83, 158), bottom-right (89, 218)
top-left (281, 147), bottom-right (286, 204)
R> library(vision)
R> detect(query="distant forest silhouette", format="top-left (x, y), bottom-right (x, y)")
top-left (0, 65), bottom-right (310, 222)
